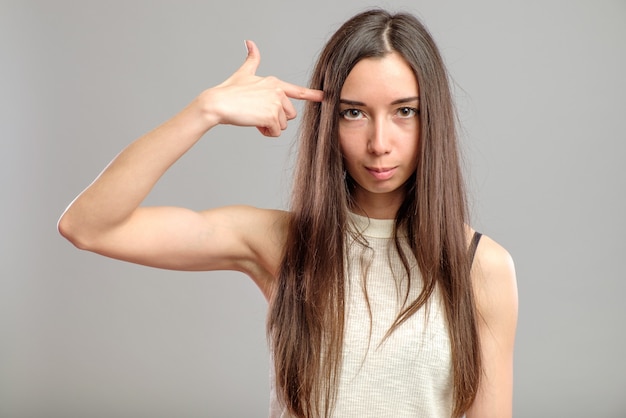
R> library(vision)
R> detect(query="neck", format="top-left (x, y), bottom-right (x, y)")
top-left (350, 188), bottom-right (404, 220)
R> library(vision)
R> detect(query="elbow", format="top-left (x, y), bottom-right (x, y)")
top-left (57, 211), bottom-right (93, 251)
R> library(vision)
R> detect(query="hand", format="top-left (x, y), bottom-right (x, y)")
top-left (203, 40), bottom-right (324, 137)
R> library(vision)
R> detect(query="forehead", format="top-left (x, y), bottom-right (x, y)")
top-left (340, 52), bottom-right (419, 100)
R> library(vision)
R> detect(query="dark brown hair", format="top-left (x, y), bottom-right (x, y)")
top-left (268, 9), bottom-right (480, 418)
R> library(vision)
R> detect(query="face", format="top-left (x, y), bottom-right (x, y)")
top-left (338, 52), bottom-right (420, 218)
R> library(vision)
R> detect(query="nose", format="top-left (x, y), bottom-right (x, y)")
top-left (367, 118), bottom-right (391, 155)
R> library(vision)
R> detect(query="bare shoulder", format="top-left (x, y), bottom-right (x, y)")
top-left (471, 234), bottom-right (518, 316)
top-left (472, 235), bottom-right (518, 326)
top-left (223, 205), bottom-right (290, 269)
top-left (465, 232), bottom-right (518, 417)
top-left (199, 205), bottom-right (290, 293)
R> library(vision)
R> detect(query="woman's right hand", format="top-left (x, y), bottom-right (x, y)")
top-left (58, 40), bottom-right (322, 291)
top-left (198, 40), bottom-right (324, 137)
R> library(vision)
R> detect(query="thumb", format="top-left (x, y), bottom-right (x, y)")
top-left (239, 40), bottom-right (261, 75)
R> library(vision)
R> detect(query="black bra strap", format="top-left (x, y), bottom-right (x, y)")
top-left (469, 232), bottom-right (482, 265)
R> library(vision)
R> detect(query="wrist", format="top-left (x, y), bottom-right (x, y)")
top-left (194, 88), bottom-right (222, 130)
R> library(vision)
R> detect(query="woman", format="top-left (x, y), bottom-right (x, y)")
top-left (58, 9), bottom-right (517, 418)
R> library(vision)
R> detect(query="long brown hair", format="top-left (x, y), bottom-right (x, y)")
top-left (268, 9), bottom-right (481, 418)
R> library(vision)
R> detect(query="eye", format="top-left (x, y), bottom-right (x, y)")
top-left (396, 107), bottom-right (419, 118)
top-left (340, 108), bottom-right (365, 120)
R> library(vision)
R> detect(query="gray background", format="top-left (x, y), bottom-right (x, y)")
top-left (2, 0), bottom-right (625, 417)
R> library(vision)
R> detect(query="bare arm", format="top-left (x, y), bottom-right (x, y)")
top-left (466, 235), bottom-right (519, 418)
top-left (58, 41), bottom-right (323, 294)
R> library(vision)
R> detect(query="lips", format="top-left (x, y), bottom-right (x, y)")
top-left (366, 166), bottom-right (397, 180)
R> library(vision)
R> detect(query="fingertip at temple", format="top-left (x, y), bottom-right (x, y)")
top-left (305, 88), bottom-right (324, 102)
top-left (284, 81), bottom-right (324, 102)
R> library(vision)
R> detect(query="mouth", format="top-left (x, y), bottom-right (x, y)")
top-left (366, 166), bottom-right (397, 180)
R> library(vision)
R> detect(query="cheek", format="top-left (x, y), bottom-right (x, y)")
top-left (400, 126), bottom-right (420, 154)
top-left (338, 130), bottom-right (357, 160)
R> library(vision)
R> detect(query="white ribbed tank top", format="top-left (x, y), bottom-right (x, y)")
top-left (269, 213), bottom-right (453, 418)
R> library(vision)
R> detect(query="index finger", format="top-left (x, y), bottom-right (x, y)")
top-left (281, 81), bottom-right (324, 102)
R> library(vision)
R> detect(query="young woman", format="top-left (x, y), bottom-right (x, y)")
top-left (58, 9), bottom-right (517, 418)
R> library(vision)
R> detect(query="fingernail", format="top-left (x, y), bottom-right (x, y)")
top-left (243, 40), bottom-right (249, 55)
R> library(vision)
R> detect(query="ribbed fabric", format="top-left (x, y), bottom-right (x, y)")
top-left (269, 213), bottom-right (453, 417)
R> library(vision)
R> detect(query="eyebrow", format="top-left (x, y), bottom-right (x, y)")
top-left (339, 96), bottom-right (420, 106)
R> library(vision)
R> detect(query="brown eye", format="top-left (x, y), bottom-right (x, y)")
top-left (396, 107), bottom-right (418, 118)
top-left (340, 109), bottom-right (364, 120)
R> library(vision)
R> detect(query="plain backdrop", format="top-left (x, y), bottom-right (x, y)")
top-left (2, 0), bottom-right (625, 417)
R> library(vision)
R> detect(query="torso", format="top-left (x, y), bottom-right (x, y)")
top-left (268, 212), bottom-right (454, 417)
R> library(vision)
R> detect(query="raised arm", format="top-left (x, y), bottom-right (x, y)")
top-left (58, 41), bottom-right (323, 295)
